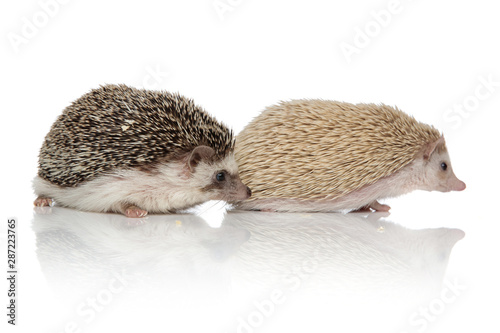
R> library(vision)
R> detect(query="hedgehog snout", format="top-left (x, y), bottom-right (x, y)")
top-left (239, 185), bottom-right (252, 199)
top-left (437, 171), bottom-right (466, 192)
top-left (206, 173), bottom-right (251, 201)
top-left (449, 177), bottom-right (466, 192)
top-left (232, 183), bottom-right (252, 200)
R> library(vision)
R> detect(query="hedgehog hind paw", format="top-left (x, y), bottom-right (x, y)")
top-left (353, 201), bottom-right (391, 213)
top-left (34, 196), bottom-right (54, 207)
top-left (122, 205), bottom-right (148, 218)
top-left (370, 201), bottom-right (391, 212)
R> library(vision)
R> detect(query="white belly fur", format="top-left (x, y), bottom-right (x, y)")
top-left (236, 160), bottom-right (424, 212)
top-left (33, 162), bottom-right (208, 214)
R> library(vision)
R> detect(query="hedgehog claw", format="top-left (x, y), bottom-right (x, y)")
top-left (123, 206), bottom-right (148, 218)
top-left (34, 197), bottom-right (54, 207)
top-left (353, 201), bottom-right (391, 213)
top-left (370, 201), bottom-right (391, 212)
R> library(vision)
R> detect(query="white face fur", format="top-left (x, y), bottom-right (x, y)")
top-left (421, 148), bottom-right (466, 192)
top-left (188, 153), bottom-right (251, 202)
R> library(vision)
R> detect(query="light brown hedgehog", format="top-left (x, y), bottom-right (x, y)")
top-left (33, 84), bottom-right (251, 217)
top-left (234, 100), bottom-right (465, 212)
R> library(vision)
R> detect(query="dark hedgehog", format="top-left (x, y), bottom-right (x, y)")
top-left (33, 84), bottom-right (251, 217)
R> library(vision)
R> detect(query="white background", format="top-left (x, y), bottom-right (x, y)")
top-left (1, 0), bottom-right (499, 332)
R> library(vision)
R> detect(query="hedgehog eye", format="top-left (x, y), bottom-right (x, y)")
top-left (216, 172), bottom-right (225, 182)
top-left (440, 162), bottom-right (447, 171)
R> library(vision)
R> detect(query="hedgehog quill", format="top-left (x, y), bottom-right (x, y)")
top-left (234, 100), bottom-right (465, 212)
top-left (33, 84), bottom-right (251, 217)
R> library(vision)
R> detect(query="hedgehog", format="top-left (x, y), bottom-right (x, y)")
top-left (33, 84), bottom-right (251, 217)
top-left (234, 100), bottom-right (465, 212)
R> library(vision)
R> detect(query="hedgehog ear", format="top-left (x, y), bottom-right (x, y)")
top-left (422, 136), bottom-right (445, 161)
top-left (188, 146), bottom-right (215, 173)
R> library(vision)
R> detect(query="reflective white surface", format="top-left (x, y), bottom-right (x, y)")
top-left (2, 1), bottom-right (500, 332)
top-left (13, 206), bottom-right (469, 333)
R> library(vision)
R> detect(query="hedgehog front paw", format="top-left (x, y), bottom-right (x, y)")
top-left (353, 200), bottom-right (391, 212)
top-left (123, 205), bottom-right (148, 218)
top-left (34, 196), bottom-right (54, 207)
top-left (370, 201), bottom-right (391, 212)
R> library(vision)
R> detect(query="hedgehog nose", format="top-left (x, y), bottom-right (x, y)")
top-left (454, 180), bottom-right (466, 191)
